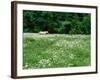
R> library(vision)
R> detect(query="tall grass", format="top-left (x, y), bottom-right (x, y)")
top-left (23, 33), bottom-right (91, 69)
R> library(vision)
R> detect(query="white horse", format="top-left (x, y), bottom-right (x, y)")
top-left (39, 31), bottom-right (49, 35)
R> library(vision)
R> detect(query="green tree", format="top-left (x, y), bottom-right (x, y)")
top-left (23, 10), bottom-right (91, 34)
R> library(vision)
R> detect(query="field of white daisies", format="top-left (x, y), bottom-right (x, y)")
top-left (23, 33), bottom-right (91, 69)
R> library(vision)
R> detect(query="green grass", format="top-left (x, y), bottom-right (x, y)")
top-left (23, 33), bottom-right (91, 69)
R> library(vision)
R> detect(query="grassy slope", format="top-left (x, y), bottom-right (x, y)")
top-left (23, 33), bottom-right (91, 69)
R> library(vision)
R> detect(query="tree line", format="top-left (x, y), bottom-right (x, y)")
top-left (23, 10), bottom-right (91, 34)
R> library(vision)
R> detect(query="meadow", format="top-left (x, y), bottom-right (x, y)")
top-left (23, 33), bottom-right (91, 69)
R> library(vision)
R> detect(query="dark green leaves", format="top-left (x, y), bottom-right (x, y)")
top-left (23, 10), bottom-right (91, 34)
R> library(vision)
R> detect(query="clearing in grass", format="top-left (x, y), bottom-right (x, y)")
top-left (23, 33), bottom-right (90, 69)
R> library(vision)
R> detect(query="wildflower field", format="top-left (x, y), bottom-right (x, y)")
top-left (23, 33), bottom-right (91, 69)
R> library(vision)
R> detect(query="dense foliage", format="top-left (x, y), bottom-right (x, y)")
top-left (23, 10), bottom-right (91, 34)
